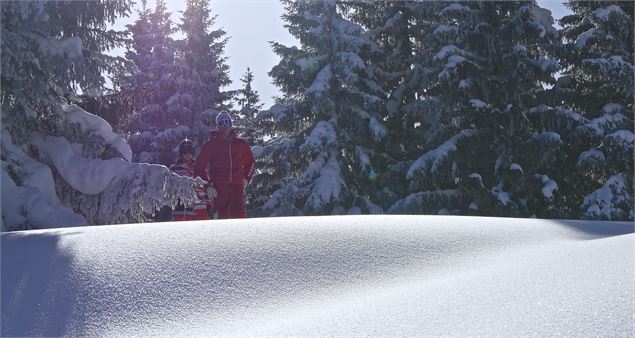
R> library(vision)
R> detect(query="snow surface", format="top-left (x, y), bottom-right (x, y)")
top-left (2, 215), bottom-right (632, 337)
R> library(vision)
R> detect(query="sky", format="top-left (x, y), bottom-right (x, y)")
top-left (2, 215), bottom-right (633, 336)
top-left (111, 0), bottom-right (571, 110)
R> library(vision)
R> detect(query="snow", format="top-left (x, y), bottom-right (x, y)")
top-left (469, 99), bottom-right (488, 109)
top-left (433, 24), bottom-right (458, 37)
top-left (537, 174), bottom-right (558, 199)
top-left (607, 130), bottom-right (635, 144)
top-left (433, 45), bottom-right (460, 62)
top-left (532, 131), bottom-right (562, 144)
top-left (513, 43), bottom-right (527, 54)
top-left (38, 37), bottom-right (82, 58)
top-left (258, 103), bottom-right (290, 122)
top-left (439, 3), bottom-right (472, 16)
top-left (1, 130), bottom-right (87, 230)
top-left (300, 121), bottom-right (337, 152)
top-left (62, 104), bottom-right (132, 161)
top-left (510, 163), bottom-right (524, 174)
top-left (295, 56), bottom-right (322, 72)
top-left (355, 108), bottom-right (387, 141)
top-left (468, 173), bottom-right (482, 180)
top-left (33, 135), bottom-right (129, 195)
top-left (306, 153), bottom-right (345, 211)
top-left (438, 55), bottom-right (466, 80)
top-left (1, 169), bottom-right (87, 230)
top-left (407, 129), bottom-right (477, 180)
top-left (306, 65), bottom-right (332, 97)
top-left (2, 215), bottom-right (632, 336)
top-left (251, 145), bottom-right (264, 158)
top-left (384, 11), bottom-right (403, 29)
top-left (458, 78), bottom-right (473, 89)
top-left (601, 103), bottom-right (625, 114)
top-left (355, 146), bottom-right (370, 171)
top-left (556, 107), bottom-right (586, 122)
top-left (496, 191), bottom-right (511, 205)
top-left (577, 149), bottom-right (605, 167)
top-left (582, 55), bottom-right (632, 76)
top-left (336, 51), bottom-right (365, 71)
top-left (527, 4), bottom-right (557, 38)
top-left (581, 174), bottom-right (633, 220)
top-left (368, 116), bottom-right (387, 140)
top-left (592, 5), bottom-right (625, 22)
top-left (1, 130), bottom-right (58, 204)
top-left (575, 28), bottom-right (596, 49)
top-left (529, 58), bottom-right (559, 73)
top-left (584, 113), bottom-right (630, 136)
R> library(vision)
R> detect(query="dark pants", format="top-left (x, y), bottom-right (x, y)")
top-left (213, 183), bottom-right (246, 219)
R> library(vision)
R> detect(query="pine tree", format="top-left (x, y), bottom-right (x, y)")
top-left (178, 0), bottom-right (232, 113)
top-left (345, 1), bottom-right (446, 210)
top-left (119, 0), bottom-right (201, 166)
top-left (236, 67), bottom-right (264, 116)
top-left (234, 67), bottom-right (265, 143)
top-left (1, 0), bottom-right (200, 230)
top-left (391, 1), bottom-right (563, 217)
top-left (233, 67), bottom-right (265, 214)
top-left (544, 1), bottom-right (634, 220)
top-left (118, 0), bottom-right (233, 166)
top-left (254, 0), bottom-right (386, 216)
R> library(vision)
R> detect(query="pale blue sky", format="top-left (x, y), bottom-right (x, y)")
top-left (112, 0), bottom-right (570, 109)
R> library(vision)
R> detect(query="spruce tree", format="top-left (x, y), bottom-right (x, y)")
top-left (391, 1), bottom-right (562, 217)
top-left (543, 1), bottom-right (634, 220)
top-left (120, 0), bottom-right (214, 166)
top-left (120, 0), bottom-right (233, 166)
top-left (234, 67), bottom-right (265, 143)
top-left (255, 0), bottom-right (386, 216)
top-left (236, 67), bottom-right (264, 116)
top-left (345, 1), bottom-right (446, 210)
top-left (233, 67), bottom-right (265, 214)
top-left (1, 0), bottom-right (200, 230)
top-left (178, 0), bottom-right (232, 113)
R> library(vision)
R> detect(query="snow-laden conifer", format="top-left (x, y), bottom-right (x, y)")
top-left (1, 1), bottom-right (199, 230)
top-left (540, 1), bottom-right (634, 220)
top-left (256, 0), bottom-right (386, 216)
top-left (392, 1), bottom-right (562, 217)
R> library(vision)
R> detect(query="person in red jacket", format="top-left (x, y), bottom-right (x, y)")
top-left (193, 111), bottom-right (255, 219)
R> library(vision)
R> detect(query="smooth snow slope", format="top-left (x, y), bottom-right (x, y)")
top-left (2, 215), bottom-right (633, 336)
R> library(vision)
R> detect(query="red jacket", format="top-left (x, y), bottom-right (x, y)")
top-left (193, 129), bottom-right (255, 186)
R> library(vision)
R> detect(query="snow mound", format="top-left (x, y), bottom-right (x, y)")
top-left (2, 215), bottom-right (633, 336)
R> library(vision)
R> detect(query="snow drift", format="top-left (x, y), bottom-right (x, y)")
top-left (1, 215), bottom-right (633, 336)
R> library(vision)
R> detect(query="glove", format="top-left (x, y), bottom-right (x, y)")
top-left (206, 185), bottom-right (218, 199)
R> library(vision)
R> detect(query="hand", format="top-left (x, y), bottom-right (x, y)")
top-left (243, 178), bottom-right (249, 188)
top-left (206, 185), bottom-right (218, 199)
